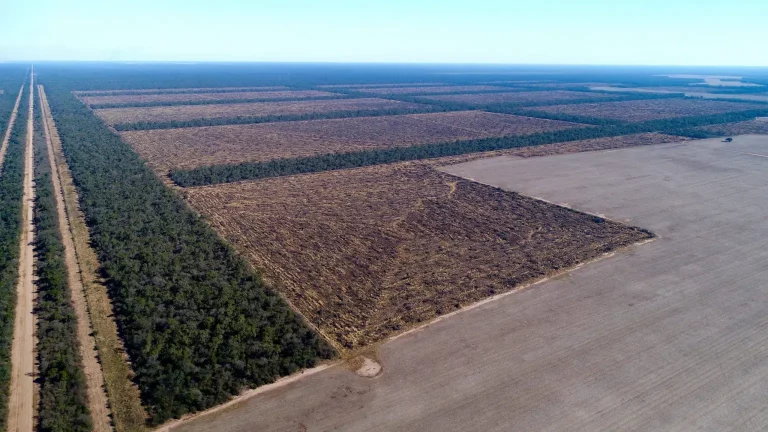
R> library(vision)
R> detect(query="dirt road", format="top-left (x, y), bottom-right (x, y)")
top-left (0, 84), bottom-right (24, 170)
top-left (38, 85), bottom-right (113, 431)
top-left (7, 70), bottom-right (36, 432)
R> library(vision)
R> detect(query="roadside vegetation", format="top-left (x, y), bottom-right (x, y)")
top-left (41, 86), bottom-right (335, 424)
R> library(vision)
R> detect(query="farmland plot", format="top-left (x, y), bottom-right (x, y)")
top-left (318, 83), bottom-right (444, 88)
top-left (72, 86), bottom-right (288, 96)
top-left (358, 85), bottom-right (512, 95)
top-left (94, 98), bottom-right (423, 125)
top-left (80, 90), bottom-right (340, 107)
top-left (424, 90), bottom-right (617, 105)
top-left (185, 163), bottom-right (652, 349)
top-left (534, 98), bottom-right (765, 122)
top-left (691, 118), bottom-right (768, 136)
top-left (121, 111), bottom-right (582, 173)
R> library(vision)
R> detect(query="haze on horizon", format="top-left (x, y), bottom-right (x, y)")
top-left (1, 0), bottom-right (767, 66)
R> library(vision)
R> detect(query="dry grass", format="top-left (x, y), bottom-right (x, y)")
top-left (185, 163), bottom-right (651, 350)
top-left (535, 98), bottom-right (765, 122)
top-left (72, 86), bottom-right (287, 95)
top-left (358, 85), bottom-right (512, 95)
top-left (80, 90), bottom-right (340, 106)
top-left (121, 111), bottom-right (582, 173)
top-left (94, 98), bottom-right (422, 125)
top-left (424, 90), bottom-right (616, 105)
top-left (691, 118), bottom-right (768, 136)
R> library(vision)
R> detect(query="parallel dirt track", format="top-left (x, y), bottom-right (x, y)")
top-left (0, 85), bottom-right (24, 171)
top-left (39, 86), bottom-right (148, 432)
top-left (7, 73), bottom-right (35, 432)
top-left (38, 86), bottom-right (112, 432)
top-left (121, 111), bottom-right (583, 173)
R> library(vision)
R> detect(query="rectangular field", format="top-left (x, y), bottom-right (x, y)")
top-left (423, 90), bottom-right (618, 105)
top-left (534, 98), bottom-right (765, 122)
top-left (691, 118), bottom-right (768, 136)
top-left (72, 86), bottom-right (288, 95)
top-left (80, 90), bottom-right (340, 106)
top-left (358, 85), bottom-right (512, 95)
top-left (94, 98), bottom-right (423, 125)
top-left (185, 163), bottom-right (651, 349)
top-left (318, 83), bottom-right (444, 88)
top-left (121, 111), bottom-right (583, 172)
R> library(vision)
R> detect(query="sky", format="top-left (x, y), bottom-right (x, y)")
top-left (1, 0), bottom-right (767, 65)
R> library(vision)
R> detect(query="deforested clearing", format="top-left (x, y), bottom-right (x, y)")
top-left (318, 83), bottom-right (444, 88)
top-left (185, 163), bottom-right (652, 349)
top-left (94, 97), bottom-right (421, 125)
top-left (423, 90), bottom-right (617, 105)
top-left (535, 98), bottom-right (765, 122)
top-left (358, 85), bottom-right (512, 95)
top-left (72, 86), bottom-right (288, 95)
top-left (691, 119), bottom-right (768, 136)
top-left (121, 111), bottom-right (582, 173)
top-left (80, 90), bottom-right (340, 106)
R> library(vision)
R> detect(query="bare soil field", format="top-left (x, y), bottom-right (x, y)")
top-left (80, 90), bottom-right (340, 106)
top-left (535, 98), bottom-right (764, 122)
top-left (358, 85), bottom-right (511, 95)
top-left (424, 90), bottom-right (616, 105)
top-left (692, 118), bottom-right (768, 136)
top-left (95, 98), bottom-right (422, 125)
top-left (72, 86), bottom-right (288, 95)
top-left (121, 111), bottom-right (582, 172)
top-left (591, 86), bottom-right (768, 102)
top-left (185, 163), bottom-right (651, 349)
top-left (318, 83), bottom-right (444, 88)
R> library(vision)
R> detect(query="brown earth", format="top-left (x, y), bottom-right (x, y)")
top-left (72, 86), bottom-right (288, 95)
top-left (79, 90), bottom-right (340, 106)
top-left (534, 98), bottom-right (764, 122)
top-left (94, 98), bottom-right (423, 125)
top-left (39, 86), bottom-right (149, 432)
top-left (691, 119), bottom-right (768, 136)
top-left (184, 163), bottom-right (652, 350)
top-left (424, 90), bottom-right (616, 105)
top-left (318, 83), bottom-right (444, 88)
top-left (358, 85), bottom-right (512, 95)
top-left (121, 111), bottom-right (583, 173)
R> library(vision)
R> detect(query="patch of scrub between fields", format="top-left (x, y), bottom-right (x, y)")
top-left (185, 163), bottom-right (652, 349)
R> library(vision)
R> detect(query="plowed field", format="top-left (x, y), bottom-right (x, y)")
top-left (424, 90), bottom-right (616, 105)
top-left (80, 90), bottom-right (339, 106)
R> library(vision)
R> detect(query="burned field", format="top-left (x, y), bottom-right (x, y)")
top-left (358, 85), bottom-right (512, 95)
top-left (94, 97), bottom-right (422, 125)
top-left (79, 89), bottom-right (340, 106)
top-left (185, 163), bottom-right (652, 349)
top-left (122, 111), bottom-right (583, 173)
top-left (691, 118), bottom-right (768, 136)
top-left (534, 98), bottom-right (765, 122)
top-left (424, 90), bottom-right (617, 105)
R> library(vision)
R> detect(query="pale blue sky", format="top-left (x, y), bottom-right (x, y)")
top-left (1, 0), bottom-right (767, 65)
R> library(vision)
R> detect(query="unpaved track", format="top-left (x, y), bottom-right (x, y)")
top-left (38, 86), bottom-right (147, 431)
top-left (0, 84), bottom-right (24, 171)
top-left (38, 85), bottom-right (113, 431)
top-left (7, 71), bottom-right (36, 432)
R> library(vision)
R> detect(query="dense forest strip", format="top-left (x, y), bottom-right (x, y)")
top-left (86, 94), bottom-right (349, 109)
top-left (110, 105), bottom-right (449, 131)
top-left (32, 90), bottom-right (94, 432)
top-left (169, 108), bottom-right (768, 187)
top-left (0, 86), bottom-right (24, 171)
top-left (40, 86), bottom-right (148, 432)
top-left (0, 83), bottom-right (27, 432)
top-left (41, 86), bottom-right (335, 424)
top-left (7, 74), bottom-right (35, 432)
top-left (38, 86), bottom-right (112, 431)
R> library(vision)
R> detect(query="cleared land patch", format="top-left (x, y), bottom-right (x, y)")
top-left (80, 90), bottom-right (340, 106)
top-left (535, 98), bottom-right (765, 122)
top-left (122, 111), bottom-right (582, 173)
top-left (318, 83), bottom-right (444, 88)
top-left (358, 85), bottom-right (511, 95)
top-left (73, 86), bottom-right (288, 96)
top-left (95, 98), bottom-right (422, 125)
top-left (691, 118), bottom-right (768, 136)
top-left (185, 163), bottom-right (652, 349)
top-left (423, 90), bottom-right (618, 105)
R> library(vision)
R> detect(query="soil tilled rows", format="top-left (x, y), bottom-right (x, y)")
top-left (358, 85), bottom-right (512, 95)
top-left (72, 86), bottom-right (288, 96)
top-left (692, 119), bottom-right (768, 136)
top-left (121, 111), bottom-right (582, 173)
top-left (534, 98), bottom-right (765, 122)
top-left (318, 82), bottom-right (444, 89)
top-left (79, 90), bottom-right (340, 106)
top-left (94, 98), bottom-right (422, 125)
top-left (424, 90), bottom-right (616, 105)
top-left (185, 163), bottom-right (651, 350)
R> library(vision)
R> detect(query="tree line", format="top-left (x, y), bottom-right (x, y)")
top-left (42, 84), bottom-right (335, 425)
top-left (31, 101), bottom-right (93, 432)
top-left (170, 108), bottom-right (768, 187)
